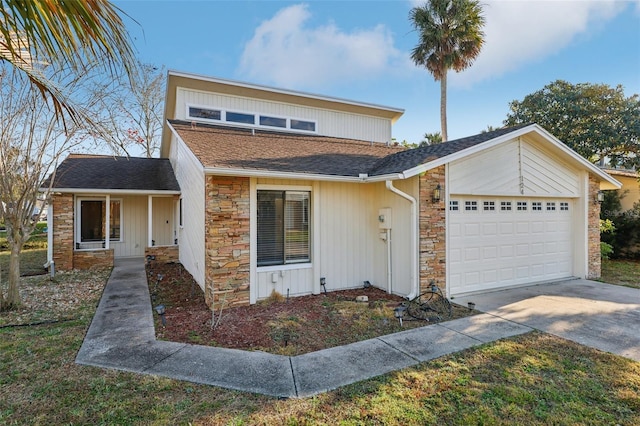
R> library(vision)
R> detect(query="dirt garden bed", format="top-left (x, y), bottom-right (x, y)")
top-left (147, 262), bottom-right (477, 356)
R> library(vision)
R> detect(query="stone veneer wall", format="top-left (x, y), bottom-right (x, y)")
top-left (204, 176), bottom-right (250, 310)
top-left (73, 249), bottom-right (114, 270)
top-left (419, 166), bottom-right (447, 293)
top-left (52, 194), bottom-right (74, 271)
top-left (145, 246), bottom-right (179, 263)
top-left (587, 174), bottom-right (601, 279)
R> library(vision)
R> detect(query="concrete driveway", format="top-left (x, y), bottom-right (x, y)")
top-left (454, 279), bottom-right (640, 362)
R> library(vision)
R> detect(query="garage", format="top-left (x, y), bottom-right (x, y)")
top-left (438, 127), bottom-right (615, 298)
top-left (448, 197), bottom-right (574, 295)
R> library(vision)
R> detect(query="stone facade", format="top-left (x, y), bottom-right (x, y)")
top-left (73, 249), bottom-right (114, 270)
top-left (52, 194), bottom-right (74, 271)
top-left (587, 174), bottom-right (601, 279)
top-left (204, 176), bottom-right (250, 310)
top-left (419, 166), bottom-right (447, 293)
top-left (145, 246), bottom-right (179, 263)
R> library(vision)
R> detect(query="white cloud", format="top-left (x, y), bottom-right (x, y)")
top-left (238, 4), bottom-right (407, 89)
top-left (450, 0), bottom-right (628, 87)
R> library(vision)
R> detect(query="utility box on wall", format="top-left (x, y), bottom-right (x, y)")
top-left (378, 208), bottom-right (392, 229)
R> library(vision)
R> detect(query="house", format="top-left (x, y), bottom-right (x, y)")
top-left (602, 168), bottom-right (639, 212)
top-left (45, 70), bottom-right (621, 309)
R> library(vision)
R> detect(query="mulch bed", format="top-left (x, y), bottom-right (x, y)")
top-left (147, 262), bottom-right (476, 356)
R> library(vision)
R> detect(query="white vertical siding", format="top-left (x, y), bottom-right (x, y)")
top-left (113, 195), bottom-right (147, 258)
top-left (251, 178), bottom-right (417, 300)
top-left (256, 267), bottom-right (314, 299)
top-left (317, 179), bottom-right (416, 297)
top-left (177, 88), bottom-right (392, 143)
top-left (170, 134), bottom-right (206, 289)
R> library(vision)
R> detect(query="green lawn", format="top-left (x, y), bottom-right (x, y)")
top-left (601, 259), bottom-right (640, 289)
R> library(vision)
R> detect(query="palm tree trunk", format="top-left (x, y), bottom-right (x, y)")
top-left (440, 71), bottom-right (448, 142)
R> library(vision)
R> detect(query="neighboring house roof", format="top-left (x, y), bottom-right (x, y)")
top-left (168, 120), bottom-right (404, 178)
top-left (44, 155), bottom-right (180, 193)
top-left (602, 168), bottom-right (639, 179)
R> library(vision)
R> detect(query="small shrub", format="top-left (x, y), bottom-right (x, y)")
top-left (600, 242), bottom-right (614, 260)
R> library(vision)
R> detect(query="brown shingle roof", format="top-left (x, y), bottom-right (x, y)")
top-left (169, 120), bottom-right (404, 177)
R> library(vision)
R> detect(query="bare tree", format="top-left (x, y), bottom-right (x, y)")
top-left (93, 62), bottom-right (165, 158)
top-left (0, 64), bottom-right (116, 310)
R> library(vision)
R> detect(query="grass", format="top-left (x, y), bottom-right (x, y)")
top-left (601, 259), bottom-right (640, 289)
top-left (0, 225), bottom-right (48, 277)
top-left (1, 320), bottom-right (638, 425)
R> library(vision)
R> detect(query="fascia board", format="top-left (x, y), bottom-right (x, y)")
top-left (203, 167), bottom-right (366, 183)
top-left (43, 189), bottom-right (180, 195)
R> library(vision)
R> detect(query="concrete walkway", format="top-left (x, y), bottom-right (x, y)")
top-left (76, 259), bottom-right (638, 398)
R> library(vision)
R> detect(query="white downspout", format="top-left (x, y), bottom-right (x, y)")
top-left (385, 180), bottom-right (419, 300)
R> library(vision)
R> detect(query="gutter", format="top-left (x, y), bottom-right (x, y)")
top-left (385, 180), bottom-right (419, 300)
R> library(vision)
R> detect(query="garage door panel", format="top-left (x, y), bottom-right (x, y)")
top-left (483, 246), bottom-right (497, 259)
top-left (450, 197), bottom-right (574, 296)
top-left (516, 244), bottom-right (529, 256)
top-left (483, 222), bottom-right (498, 235)
top-left (464, 223), bottom-right (480, 236)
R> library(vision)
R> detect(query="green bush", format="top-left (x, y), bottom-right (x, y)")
top-left (601, 191), bottom-right (640, 259)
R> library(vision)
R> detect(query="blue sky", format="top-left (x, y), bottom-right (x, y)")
top-left (116, 0), bottom-right (640, 144)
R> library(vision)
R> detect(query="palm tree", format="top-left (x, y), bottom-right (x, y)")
top-left (0, 0), bottom-right (136, 123)
top-left (410, 0), bottom-right (485, 141)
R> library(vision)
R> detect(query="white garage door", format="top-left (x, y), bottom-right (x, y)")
top-left (449, 198), bottom-right (573, 296)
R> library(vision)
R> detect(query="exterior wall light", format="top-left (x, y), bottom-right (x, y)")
top-left (432, 184), bottom-right (441, 203)
top-left (596, 190), bottom-right (605, 204)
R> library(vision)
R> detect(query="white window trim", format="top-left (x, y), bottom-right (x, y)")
top-left (255, 185), bottom-right (313, 268)
top-left (75, 197), bottom-right (123, 250)
top-left (186, 103), bottom-right (318, 134)
top-left (257, 263), bottom-right (313, 273)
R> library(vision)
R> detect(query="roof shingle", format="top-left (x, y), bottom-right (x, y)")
top-left (170, 120), bottom-right (531, 178)
top-left (47, 155), bottom-right (180, 191)
top-left (169, 120), bottom-right (404, 177)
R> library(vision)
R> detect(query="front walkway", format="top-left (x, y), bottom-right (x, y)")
top-left (76, 259), bottom-right (636, 398)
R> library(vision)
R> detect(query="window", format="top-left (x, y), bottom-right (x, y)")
top-left (517, 201), bottom-right (527, 211)
top-left (226, 111), bottom-right (255, 125)
top-left (465, 201), bottom-right (478, 211)
top-left (532, 202), bottom-right (542, 211)
top-left (501, 201), bottom-right (512, 211)
top-left (178, 198), bottom-right (183, 227)
top-left (188, 107), bottom-right (221, 121)
top-left (260, 115), bottom-right (287, 128)
top-left (187, 105), bottom-right (318, 133)
top-left (546, 202), bottom-right (556, 211)
top-left (79, 199), bottom-right (121, 243)
top-left (560, 202), bottom-right (569, 211)
top-left (483, 201), bottom-right (495, 211)
top-left (290, 119), bottom-right (316, 132)
top-left (257, 190), bottom-right (310, 266)
top-left (449, 200), bottom-right (459, 211)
